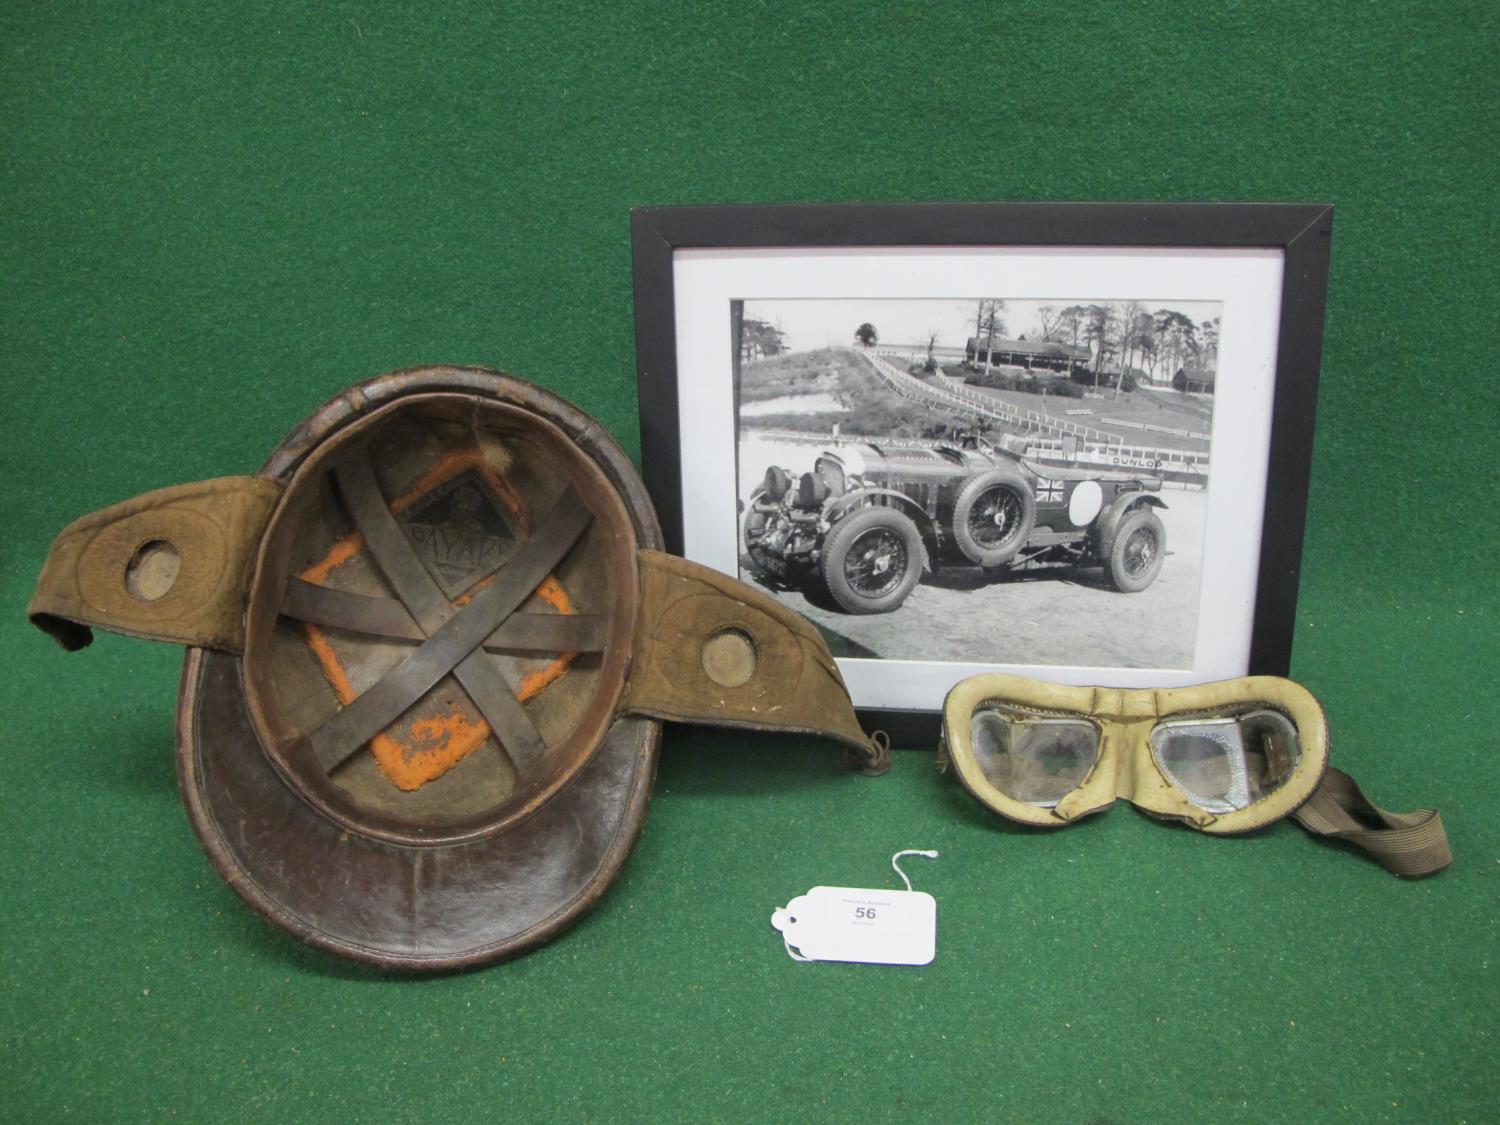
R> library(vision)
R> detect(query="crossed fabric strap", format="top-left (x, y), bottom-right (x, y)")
top-left (283, 452), bottom-right (596, 775)
top-left (1292, 767), bottom-right (1451, 877)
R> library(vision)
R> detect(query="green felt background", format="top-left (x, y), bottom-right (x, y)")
top-left (3, 2), bottom-right (1496, 1121)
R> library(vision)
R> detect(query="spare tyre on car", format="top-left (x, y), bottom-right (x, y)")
top-left (950, 463), bottom-right (1035, 567)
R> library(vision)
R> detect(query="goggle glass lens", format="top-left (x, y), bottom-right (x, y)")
top-left (970, 706), bottom-right (1100, 807)
top-left (1149, 709), bottom-right (1302, 814)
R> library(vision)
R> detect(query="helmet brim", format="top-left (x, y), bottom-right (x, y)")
top-left (177, 646), bottom-right (659, 970)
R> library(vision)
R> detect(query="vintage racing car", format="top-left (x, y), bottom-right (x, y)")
top-left (743, 438), bottom-right (1167, 614)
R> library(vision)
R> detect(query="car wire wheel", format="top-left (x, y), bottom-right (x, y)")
top-left (1121, 527), bottom-right (1157, 574)
top-left (819, 506), bottom-right (924, 614)
top-left (845, 527), bottom-right (908, 598)
top-left (952, 466), bottom-right (1036, 567)
top-left (1107, 508), bottom-right (1166, 592)
top-left (968, 489), bottom-right (1024, 550)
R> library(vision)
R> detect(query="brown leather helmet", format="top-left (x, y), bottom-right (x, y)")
top-left (29, 367), bottom-right (886, 970)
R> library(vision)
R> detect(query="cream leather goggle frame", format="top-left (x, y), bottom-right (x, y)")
top-left (942, 673), bottom-right (1328, 833)
top-left (940, 673), bottom-right (1450, 877)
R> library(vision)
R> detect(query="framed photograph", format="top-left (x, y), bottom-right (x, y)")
top-left (631, 203), bottom-right (1332, 739)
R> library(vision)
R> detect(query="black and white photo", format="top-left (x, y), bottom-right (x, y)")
top-left (734, 297), bottom-right (1220, 670)
top-left (632, 203), bottom-right (1331, 720)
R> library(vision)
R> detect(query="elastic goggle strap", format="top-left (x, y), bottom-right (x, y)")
top-left (1293, 767), bottom-right (1451, 878)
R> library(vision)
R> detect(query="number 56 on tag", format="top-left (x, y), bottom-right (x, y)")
top-left (771, 887), bottom-right (936, 966)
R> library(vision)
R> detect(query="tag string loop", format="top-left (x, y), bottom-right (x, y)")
top-left (891, 848), bottom-right (939, 893)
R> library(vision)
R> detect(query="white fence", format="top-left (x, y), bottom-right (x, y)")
top-left (1019, 438), bottom-right (1208, 488)
top-left (866, 349), bottom-right (1126, 445)
top-left (748, 348), bottom-right (1213, 488)
top-left (869, 349), bottom-right (1212, 448)
top-left (1098, 416), bottom-right (1211, 443)
top-left (742, 428), bottom-right (1209, 489)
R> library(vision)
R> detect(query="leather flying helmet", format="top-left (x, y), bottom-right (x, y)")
top-left (30, 368), bottom-right (887, 970)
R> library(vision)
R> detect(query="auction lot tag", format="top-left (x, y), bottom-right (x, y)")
top-left (770, 849), bottom-right (938, 966)
top-left (772, 887), bottom-right (936, 965)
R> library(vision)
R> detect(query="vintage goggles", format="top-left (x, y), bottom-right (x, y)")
top-left (940, 673), bottom-right (1450, 877)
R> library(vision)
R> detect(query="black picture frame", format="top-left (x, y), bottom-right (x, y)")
top-left (631, 202), bottom-right (1332, 743)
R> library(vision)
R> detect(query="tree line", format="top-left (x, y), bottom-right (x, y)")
top-left (974, 299), bottom-right (1220, 388)
top-left (740, 302), bottom-right (1220, 389)
top-left (740, 319), bottom-right (787, 362)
